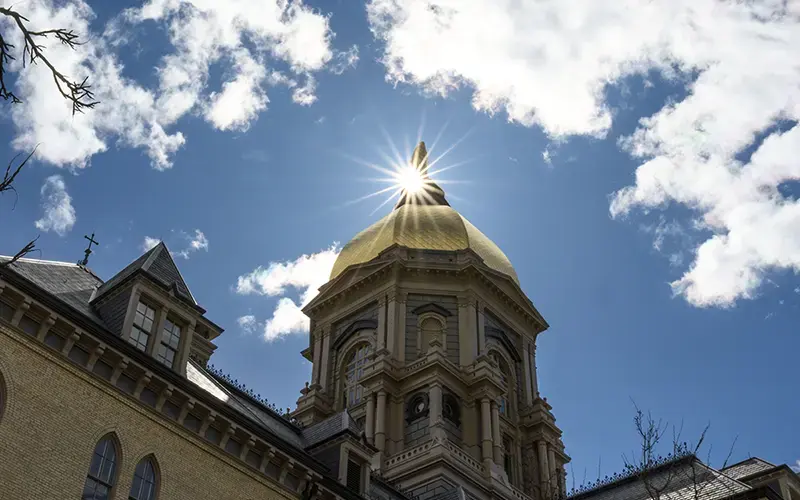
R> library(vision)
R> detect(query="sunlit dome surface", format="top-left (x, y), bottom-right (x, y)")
top-left (330, 142), bottom-right (519, 284)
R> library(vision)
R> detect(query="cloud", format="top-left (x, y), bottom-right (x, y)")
top-left (235, 244), bottom-right (340, 341)
top-left (141, 236), bottom-right (161, 252)
top-left (6, 0), bottom-right (339, 170)
top-left (34, 175), bottom-right (76, 236)
top-left (330, 44), bottom-right (359, 74)
top-left (791, 460), bottom-right (800, 473)
top-left (173, 229), bottom-right (209, 259)
top-left (368, 0), bottom-right (800, 308)
top-left (237, 315), bottom-right (258, 335)
top-left (140, 229), bottom-right (208, 258)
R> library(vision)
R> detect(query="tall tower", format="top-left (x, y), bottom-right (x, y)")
top-left (294, 143), bottom-right (568, 500)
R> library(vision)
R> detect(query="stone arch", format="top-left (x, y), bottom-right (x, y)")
top-left (0, 367), bottom-right (6, 423)
top-left (83, 431), bottom-right (123, 499)
top-left (488, 346), bottom-right (515, 418)
top-left (339, 338), bottom-right (374, 409)
top-left (416, 312), bottom-right (446, 354)
top-left (128, 453), bottom-right (161, 500)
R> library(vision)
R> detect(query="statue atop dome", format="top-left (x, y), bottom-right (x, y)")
top-left (395, 141), bottom-right (449, 209)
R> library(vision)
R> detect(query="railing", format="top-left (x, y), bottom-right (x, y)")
top-left (385, 440), bottom-right (434, 468)
top-left (443, 440), bottom-right (485, 475)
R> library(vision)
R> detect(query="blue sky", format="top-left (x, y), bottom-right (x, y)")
top-left (1, 0), bottom-right (799, 483)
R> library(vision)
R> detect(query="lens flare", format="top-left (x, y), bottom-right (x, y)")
top-left (396, 165), bottom-right (426, 194)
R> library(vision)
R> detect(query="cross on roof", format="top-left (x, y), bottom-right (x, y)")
top-left (79, 232), bottom-right (99, 266)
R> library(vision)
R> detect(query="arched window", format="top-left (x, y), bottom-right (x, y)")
top-left (0, 369), bottom-right (6, 423)
top-left (83, 436), bottom-right (119, 500)
top-left (343, 343), bottom-right (371, 407)
top-left (129, 456), bottom-right (158, 500)
top-left (417, 314), bottom-right (445, 354)
top-left (490, 352), bottom-right (510, 417)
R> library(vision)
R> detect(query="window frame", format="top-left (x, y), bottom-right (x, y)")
top-left (128, 456), bottom-right (158, 500)
top-left (83, 434), bottom-right (120, 500)
top-left (129, 301), bottom-right (156, 352)
top-left (342, 342), bottom-right (372, 408)
top-left (156, 317), bottom-right (181, 368)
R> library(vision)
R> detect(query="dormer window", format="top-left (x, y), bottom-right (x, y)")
top-left (130, 302), bottom-right (156, 352)
top-left (156, 318), bottom-right (181, 368)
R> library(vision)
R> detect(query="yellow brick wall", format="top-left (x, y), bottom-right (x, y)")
top-left (0, 324), bottom-right (296, 500)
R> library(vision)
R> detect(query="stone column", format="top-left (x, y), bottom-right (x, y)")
top-left (311, 328), bottom-right (323, 386)
top-left (385, 292), bottom-right (397, 355)
top-left (480, 397), bottom-right (493, 470)
top-left (377, 297), bottom-right (387, 352)
top-left (177, 320), bottom-right (195, 376)
top-left (395, 292), bottom-right (407, 360)
top-left (548, 447), bottom-right (558, 490)
top-left (148, 305), bottom-right (169, 356)
top-left (365, 393), bottom-right (375, 444)
top-left (467, 296), bottom-right (478, 358)
top-left (429, 383), bottom-right (443, 439)
top-left (529, 344), bottom-right (539, 398)
top-left (491, 401), bottom-right (502, 465)
top-left (537, 441), bottom-right (550, 486)
top-left (458, 296), bottom-right (475, 367)
top-left (319, 329), bottom-right (331, 390)
top-left (375, 390), bottom-right (387, 452)
top-left (477, 302), bottom-right (486, 355)
top-left (522, 343), bottom-right (534, 406)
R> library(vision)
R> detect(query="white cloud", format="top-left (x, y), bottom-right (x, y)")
top-left (235, 244), bottom-right (340, 341)
top-left (173, 229), bottom-right (209, 259)
top-left (5, 0), bottom-right (339, 170)
top-left (140, 229), bottom-right (208, 258)
top-left (791, 460), bottom-right (800, 473)
top-left (368, 0), bottom-right (800, 308)
top-left (141, 236), bottom-right (161, 252)
top-left (34, 175), bottom-right (76, 236)
top-left (330, 45), bottom-right (360, 75)
top-left (237, 314), bottom-right (258, 335)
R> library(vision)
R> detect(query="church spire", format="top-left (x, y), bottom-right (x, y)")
top-left (395, 141), bottom-right (450, 209)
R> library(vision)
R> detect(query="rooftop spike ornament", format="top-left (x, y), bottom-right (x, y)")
top-left (395, 141), bottom-right (450, 209)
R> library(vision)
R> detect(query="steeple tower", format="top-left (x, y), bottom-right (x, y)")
top-left (294, 139), bottom-right (568, 500)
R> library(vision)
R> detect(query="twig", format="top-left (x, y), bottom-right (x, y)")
top-left (0, 6), bottom-right (98, 114)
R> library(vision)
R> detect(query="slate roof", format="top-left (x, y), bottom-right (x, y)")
top-left (0, 257), bottom-right (106, 327)
top-left (302, 410), bottom-right (363, 448)
top-left (721, 458), bottom-right (777, 480)
top-left (93, 242), bottom-right (196, 305)
top-left (570, 456), bottom-right (751, 500)
top-left (186, 360), bottom-right (305, 448)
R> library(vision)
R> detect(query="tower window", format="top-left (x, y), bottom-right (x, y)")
top-left (83, 436), bottom-right (119, 500)
top-left (443, 393), bottom-right (461, 427)
top-left (406, 393), bottom-right (429, 422)
top-left (491, 352), bottom-right (510, 417)
top-left (130, 302), bottom-right (155, 352)
top-left (344, 344), bottom-right (371, 407)
top-left (156, 318), bottom-right (181, 368)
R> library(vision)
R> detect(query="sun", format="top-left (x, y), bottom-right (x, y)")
top-left (395, 164), bottom-right (426, 194)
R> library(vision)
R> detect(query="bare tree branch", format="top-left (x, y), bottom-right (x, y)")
top-left (0, 6), bottom-right (99, 114)
top-left (0, 236), bottom-right (38, 268)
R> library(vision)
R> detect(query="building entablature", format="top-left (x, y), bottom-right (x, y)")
top-left (305, 248), bottom-right (547, 337)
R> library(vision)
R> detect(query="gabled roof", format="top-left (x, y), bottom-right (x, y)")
top-left (93, 242), bottom-right (197, 306)
top-left (569, 455), bottom-right (751, 500)
top-left (721, 458), bottom-right (777, 480)
top-left (0, 256), bottom-right (106, 327)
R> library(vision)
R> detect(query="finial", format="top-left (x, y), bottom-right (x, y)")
top-left (78, 232), bottom-right (99, 267)
top-left (411, 141), bottom-right (429, 174)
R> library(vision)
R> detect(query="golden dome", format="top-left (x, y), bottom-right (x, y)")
top-left (330, 142), bottom-right (519, 284)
